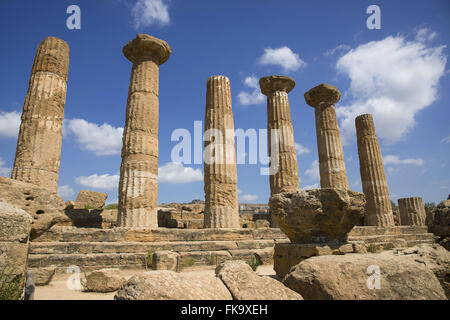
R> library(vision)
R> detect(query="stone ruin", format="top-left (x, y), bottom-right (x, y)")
top-left (0, 33), bottom-right (447, 300)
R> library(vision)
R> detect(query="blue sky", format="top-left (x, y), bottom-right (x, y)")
top-left (0, 0), bottom-right (449, 205)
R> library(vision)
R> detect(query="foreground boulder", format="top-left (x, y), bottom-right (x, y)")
top-left (0, 177), bottom-right (67, 240)
top-left (75, 190), bottom-right (108, 209)
top-left (269, 188), bottom-right (365, 242)
top-left (282, 251), bottom-right (446, 300)
top-left (215, 260), bottom-right (302, 300)
top-left (85, 268), bottom-right (126, 293)
top-left (115, 271), bottom-right (232, 300)
top-left (390, 244), bottom-right (450, 299)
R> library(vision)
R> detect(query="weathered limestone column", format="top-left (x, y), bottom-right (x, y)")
top-left (117, 34), bottom-right (171, 227)
top-left (11, 37), bottom-right (69, 193)
top-left (260, 76), bottom-right (300, 195)
top-left (304, 84), bottom-right (349, 189)
top-left (203, 75), bottom-right (240, 228)
top-left (355, 114), bottom-right (395, 227)
top-left (398, 197), bottom-right (426, 226)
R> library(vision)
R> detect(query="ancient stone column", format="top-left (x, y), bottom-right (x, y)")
top-left (260, 76), bottom-right (300, 195)
top-left (304, 84), bottom-right (349, 189)
top-left (398, 197), bottom-right (426, 226)
top-left (203, 75), bottom-right (240, 228)
top-left (11, 37), bottom-right (69, 193)
top-left (355, 114), bottom-right (395, 227)
top-left (117, 34), bottom-right (171, 227)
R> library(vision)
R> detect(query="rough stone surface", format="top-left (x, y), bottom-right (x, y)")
top-left (0, 202), bottom-right (32, 282)
top-left (117, 34), bottom-right (171, 227)
top-left (356, 114), bottom-right (395, 227)
top-left (390, 244), bottom-right (450, 299)
top-left (11, 37), bottom-right (69, 193)
top-left (430, 200), bottom-right (450, 239)
top-left (216, 260), bottom-right (303, 300)
top-left (283, 251), bottom-right (446, 300)
top-left (115, 271), bottom-right (232, 300)
top-left (0, 177), bottom-right (67, 240)
top-left (75, 190), bottom-right (107, 209)
top-left (269, 188), bottom-right (365, 243)
top-left (260, 76), bottom-right (299, 195)
top-left (31, 266), bottom-right (56, 286)
top-left (304, 84), bottom-right (348, 189)
top-left (203, 76), bottom-right (240, 228)
top-left (152, 250), bottom-right (178, 271)
top-left (398, 197), bottom-right (426, 226)
top-left (85, 268), bottom-right (126, 293)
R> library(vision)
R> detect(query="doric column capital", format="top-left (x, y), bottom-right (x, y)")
top-left (304, 83), bottom-right (340, 107)
top-left (259, 75), bottom-right (295, 96)
top-left (123, 34), bottom-right (172, 65)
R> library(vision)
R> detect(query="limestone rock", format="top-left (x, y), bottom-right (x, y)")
top-left (75, 190), bottom-right (107, 209)
top-left (269, 188), bottom-right (365, 243)
top-left (0, 201), bottom-right (32, 283)
top-left (115, 271), bottom-right (232, 300)
top-left (152, 251), bottom-right (178, 271)
top-left (390, 244), bottom-right (450, 299)
top-left (64, 200), bottom-right (75, 210)
top-left (0, 177), bottom-right (67, 240)
top-left (282, 252), bottom-right (446, 300)
top-left (431, 200), bottom-right (450, 238)
top-left (32, 266), bottom-right (56, 286)
top-left (85, 268), bottom-right (126, 293)
top-left (215, 260), bottom-right (302, 300)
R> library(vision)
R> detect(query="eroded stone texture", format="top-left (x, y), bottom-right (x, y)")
top-left (0, 202), bottom-right (32, 288)
top-left (0, 177), bottom-right (67, 240)
top-left (260, 76), bottom-right (299, 194)
top-left (203, 75), bottom-right (239, 228)
top-left (75, 190), bottom-right (108, 209)
top-left (398, 197), bottom-right (426, 226)
top-left (117, 34), bottom-right (171, 227)
top-left (304, 84), bottom-right (348, 189)
top-left (355, 114), bottom-right (395, 227)
top-left (269, 188), bottom-right (365, 243)
top-left (11, 37), bottom-right (70, 193)
top-left (85, 268), bottom-right (126, 293)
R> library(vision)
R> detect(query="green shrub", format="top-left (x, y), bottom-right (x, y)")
top-left (146, 250), bottom-right (155, 268)
top-left (0, 268), bottom-right (24, 300)
top-left (367, 244), bottom-right (378, 253)
top-left (208, 255), bottom-right (217, 266)
top-left (105, 203), bottom-right (118, 210)
top-left (246, 255), bottom-right (261, 272)
top-left (179, 258), bottom-right (195, 270)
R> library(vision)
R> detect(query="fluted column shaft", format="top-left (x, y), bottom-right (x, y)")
top-left (203, 75), bottom-right (239, 228)
top-left (356, 114), bottom-right (395, 227)
top-left (117, 34), bottom-right (171, 227)
top-left (398, 197), bottom-right (426, 226)
top-left (12, 37), bottom-right (69, 193)
top-left (267, 91), bottom-right (300, 194)
top-left (304, 84), bottom-right (348, 189)
top-left (314, 103), bottom-right (349, 189)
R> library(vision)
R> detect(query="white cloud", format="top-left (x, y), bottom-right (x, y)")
top-left (415, 27), bottom-right (437, 43)
top-left (335, 33), bottom-right (447, 145)
top-left (76, 174), bottom-right (120, 190)
top-left (302, 183), bottom-right (319, 190)
top-left (0, 110), bottom-right (20, 138)
top-left (237, 76), bottom-right (265, 106)
top-left (259, 46), bottom-right (306, 73)
top-left (131, 0), bottom-right (170, 28)
top-left (441, 136), bottom-right (450, 144)
top-left (0, 157), bottom-right (11, 177)
top-left (64, 119), bottom-right (123, 156)
top-left (158, 162), bottom-right (203, 184)
top-left (295, 143), bottom-right (310, 155)
top-left (304, 160), bottom-right (320, 180)
top-left (383, 155), bottom-right (424, 166)
top-left (240, 194), bottom-right (258, 202)
top-left (58, 185), bottom-right (75, 199)
top-left (323, 44), bottom-right (351, 57)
